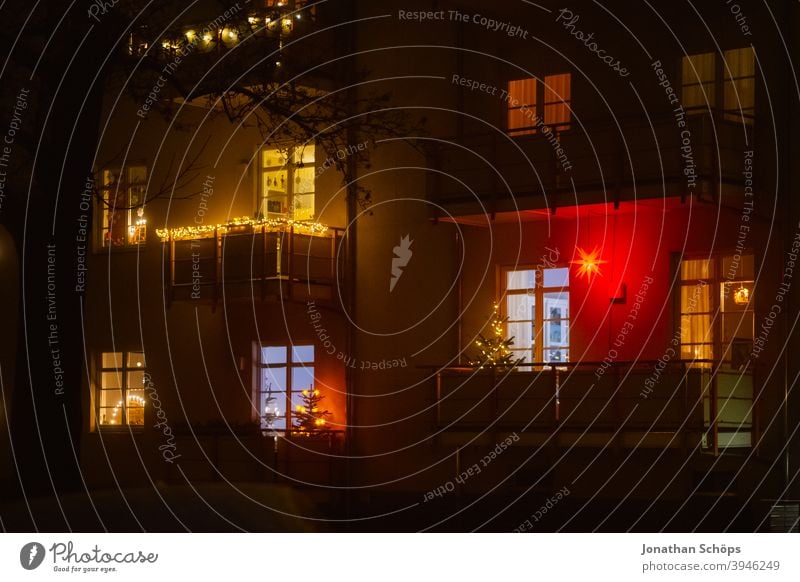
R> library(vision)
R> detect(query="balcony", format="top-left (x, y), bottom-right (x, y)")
top-left (434, 361), bottom-right (754, 454)
top-left (160, 219), bottom-right (344, 307)
top-left (427, 112), bottom-right (752, 217)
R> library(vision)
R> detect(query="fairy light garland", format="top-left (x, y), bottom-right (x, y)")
top-left (156, 216), bottom-right (329, 241)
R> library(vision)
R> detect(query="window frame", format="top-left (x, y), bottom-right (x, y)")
top-left (97, 165), bottom-right (148, 249)
top-left (681, 47), bottom-right (755, 124)
top-left (676, 253), bottom-right (754, 369)
top-left (254, 343), bottom-right (315, 432)
top-left (257, 144), bottom-right (316, 221)
top-left (95, 351), bottom-right (147, 430)
top-left (506, 73), bottom-right (572, 136)
top-left (499, 264), bottom-right (570, 367)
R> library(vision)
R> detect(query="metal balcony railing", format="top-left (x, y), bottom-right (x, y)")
top-left (434, 360), bottom-right (755, 454)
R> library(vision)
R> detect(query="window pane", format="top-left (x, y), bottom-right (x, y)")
top-left (724, 77), bottom-right (755, 114)
top-left (508, 108), bottom-right (535, 133)
top-left (544, 318), bottom-right (569, 350)
top-left (128, 352), bottom-right (146, 369)
top-left (262, 346), bottom-right (287, 365)
top-left (543, 267), bottom-right (569, 288)
top-left (507, 321), bottom-right (533, 351)
top-left (543, 74), bottom-right (571, 127)
top-left (102, 352), bottom-right (122, 369)
top-left (292, 192), bottom-right (315, 220)
top-left (506, 269), bottom-right (534, 290)
top-left (682, 53), bottom-right (715, 84)
top-left (292, 366), bottom-right (315, 394)
top-left (291, 345), bottom-right (314, 364)
top-left (127, 371), bottom-right (146, 392)
top-left (98, 408), bottom-right (119, 426)
top-left (127, 406), bottom-right (145, 426)
top-left (99, 388), bottom-right (122, 409)
top-left (543, 292), bottom-right (569, 319)
top-left (263, 366), bottom-right (287, 391)
top-left (101, 371), bottom-right (122, 390)
top-left (293, 146), bottom-right (315, 165)
top-left (262, 148), bottom-right (288, 168)
top-left (721, 254), bottom-right (754, 280)
top-left (506, 294), bottom-right (534, 322)
top-left (681, 284), bottom-right (711, 312)
top-left (681, 314), bottom-right (712, 344)
top-left (261, 390), bottom-right (286, 430)
top-left (543, 349), bottom-right (568, 364)
top-left (680, 258), bottom-right (711, 280)
top-left (508, 78), bottom-right (536, 107)
top-left (724, 48), bottom-right (754, 79)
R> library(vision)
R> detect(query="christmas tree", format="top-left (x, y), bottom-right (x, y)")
top-left (468, 303), bottom-right (524, 370)
top-left (293, 388), bottom-right (332, 434)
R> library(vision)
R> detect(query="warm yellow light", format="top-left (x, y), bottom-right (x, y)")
top-left (733, 285), bottom-right (750, 305)
top-left (248, 16), bottom-right (259, 24)
top-left (185, 30), bottom-right (196, 41)
top-left (571, 246), bottom-right (607, 280)
top-left (202, 33), bottom-right (213, 42)
top-left (156, 216), bottom-right (329, 241)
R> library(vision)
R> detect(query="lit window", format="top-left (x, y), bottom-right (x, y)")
top-left (507, 74), bottom-right (571, 136)
top-left (681, 48), bottom-right (754, 124)
top-left (678, 254), bottom-right (754, 449)
top-left (97, 352), bottom-right (146, 427)
top-left (255, 344), bottom-right (315, 430)
top-left (98, 166), bottom-right (147, 247)
top-left (259, 145), bottom-right (315, 220)
top-left (503, 266), bottom-right (570, 367)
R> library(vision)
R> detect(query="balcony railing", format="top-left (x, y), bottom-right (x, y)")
top-left (428, 112), bottom-right (753, 215)
top-left (434, 360), bottom-right (754, 454)
top-left (161, 221), bottom-right (344, 307)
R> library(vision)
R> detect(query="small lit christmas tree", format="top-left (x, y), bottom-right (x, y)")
top-left (293, 388), bottom-right (332, 434)
top-left (468, 303), bottom-right (524, 370)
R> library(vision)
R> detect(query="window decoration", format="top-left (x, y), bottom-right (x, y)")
top-left (503, 266), bottom-right (570, 366)
top-left (97, 352), bottom-right (146, 427)
top-left (570, 246), bottom-right (607, 280)
top-left (99, 166), bottom-right (147, 247)
top-left (259, 145), bottom-right (315, 220)
top-left (293, 389), bottom-right (332, 434)
top-left (155, 215), bottom-right (328, 241)
top-left (468, 303), bottom-right (524, 370)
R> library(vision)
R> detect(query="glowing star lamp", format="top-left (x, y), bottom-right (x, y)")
top-left (571, 246), bottom-right (607, 280)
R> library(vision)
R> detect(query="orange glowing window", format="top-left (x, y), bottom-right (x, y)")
top-left (507, 74), bottom-right (571, 136)
top-left (97, 351), bottom-right (147, 429)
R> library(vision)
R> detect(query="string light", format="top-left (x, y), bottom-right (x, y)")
top-left (156, 215), bottom-right (329, 241)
